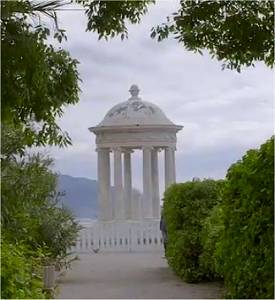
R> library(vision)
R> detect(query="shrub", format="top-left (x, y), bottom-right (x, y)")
top-left (38, 205), bottom-right (82, 262)
top-left (2, 154), bottom-right (81, 261)
top-left (217, 136), bottom-right (274, 299)
top-left (1, 239), bottom-right (45, 299)
top-left (200, 202), bottom-right (224, 279)
top-left (1, 154), bottom-right (57, 244)
top-left (163, 179), bottom-right (223, 282)
top-left (1, 153), bottom-right (81, 296)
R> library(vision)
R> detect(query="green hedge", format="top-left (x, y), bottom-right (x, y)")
top-left (163, 179), bottom-right (223, 282)
top-left (200, 202), bottom-right (224, 280)
top-left (1, 239), bottom-right (45, 299)
top-left (163, 137), bottom-right (274, 299)
top-left (217, 136), bottom-right (274, 299)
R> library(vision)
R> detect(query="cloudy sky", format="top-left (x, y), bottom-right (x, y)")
top-left (45, 1), bottom-right (274, 195)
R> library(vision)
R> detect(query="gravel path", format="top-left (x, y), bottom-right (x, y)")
top-left (57, 253), bottom-right (223, 299)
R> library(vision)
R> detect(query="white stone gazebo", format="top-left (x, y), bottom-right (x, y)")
top-left (89, 84), bottom-right (183, 222)
top-left (71, 85), bottom-right (183, 253)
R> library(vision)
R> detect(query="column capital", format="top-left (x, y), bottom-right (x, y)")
top-left (165, 145), bottom-right (177, 151)
top-left (96, 147), bottom-right (111, 153)
top-left (142, 145), bottom-right (154, 151)
top-left (122, 148), bottom-right (134, 154)
top-left (152, 147), bottom-right (162, 152)
top-left (112, 146), bottom-right (123, 153)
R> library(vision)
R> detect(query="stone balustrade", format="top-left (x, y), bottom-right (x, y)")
top-left (71, 220), bottom-right (163, 253)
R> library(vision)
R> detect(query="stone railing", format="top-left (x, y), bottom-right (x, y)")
top-left (71, 220), bottom-right (163, 253)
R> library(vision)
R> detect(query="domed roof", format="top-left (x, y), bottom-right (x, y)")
top-left (98, 84), bottom-right (174, 127)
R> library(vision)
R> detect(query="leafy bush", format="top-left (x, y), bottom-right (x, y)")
top-left (38, 205), bottom-right (82, 262)
top-left (162, 137), bottom-right (273, 298)
top-left (1, 154), bottom-right (56, 244)
top-left (200, 202), bottom-right (224, 279)
top-left (163, 179), bottom-right (223, 282)
top-left (217, 136), bottom-right (274, 299)
top-left (2, 154), bottom-right (81, 260)
top-left (1, 239), bottom-right (45, 299)
top-left (1, 152), bottom-right (81, 297)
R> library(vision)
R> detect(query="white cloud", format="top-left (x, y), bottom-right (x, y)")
top-left (43, 1), bottom-right (274, 194)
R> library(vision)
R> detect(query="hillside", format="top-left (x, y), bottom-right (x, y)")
top-left (57, 174), bottom-right (98, 219)
top-left (57, 174), bottom-right (143, 220)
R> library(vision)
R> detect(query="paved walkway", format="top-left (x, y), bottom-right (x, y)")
top-left (57, 253), bottom-right (223, 299)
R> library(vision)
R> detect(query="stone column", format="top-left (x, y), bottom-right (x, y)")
top-left (97, 148), bottom-right (112, 221)
top-left (142, 146), bottom-right (153, 218)
top-left (113, 147), bottom-right (124, 220)
top-left (131, 189), bottom-right (142, 220)
top-left (172, 147), bottom-right (176, 182)
top-left (151, 148), bottom-right (160, 219)
top-left (165, 146), bottom-right (176, 189)
top-left (123, 149), bottom-right (132, 219)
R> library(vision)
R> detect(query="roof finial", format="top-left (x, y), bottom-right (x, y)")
top-left (129, 84), bottom-right (140, 100)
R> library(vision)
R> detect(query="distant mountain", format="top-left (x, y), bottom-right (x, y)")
top-left (57, 174), bottom-right (143, 220)
top-left (57, 174), bottom-right (98, 219)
